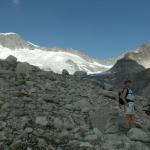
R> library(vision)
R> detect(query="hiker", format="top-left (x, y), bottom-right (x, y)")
top-left (121, 80), bottom-right (136, 129)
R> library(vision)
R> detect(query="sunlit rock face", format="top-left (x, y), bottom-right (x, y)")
top-left (124, 43), bottom-right (150, 68)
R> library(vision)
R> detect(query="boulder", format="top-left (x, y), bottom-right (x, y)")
top-left (74, 71), bottom-right (87, 79)
top-left (74, 99), bottom-right (91, 112)
top-left (127, 128), bottom-right (149, 143)
top-left (0, 121), bottom-right (6, 130)
top-left (16, 62), bottom-right (31, 77)
top-left (43, 94), bottom-right (59, 104)
top-left (37, 138), bottom-right (48, 148)
top-left (103, 83), bottom-right (113, 91)
top-left (10, 140), bottom-right (26, 150)
top-left (24, 127), bottom-right (33, 133)
top-left (105, 107), bottom-right (121, 134)
top-left (101, 90), bottom-right (118, 100)
top-left (79, 142), bottom-right (93, 148)
top-left (35, 116), bottom-right (48, 126)
top-left (130, 141), bottom-right (150, 150)
top-left (5, 55), bottom-right (17, 65)
top-left (62, 69), bottom-right (69, 76)
top-left (85, 134), bottom-right (98, 142)
top-left (101, 134), bottom-right (131, 150)
top-left (93, 128), bottom-right (103, 139)
top-left (53, 118), bottom-right (64, 130)
top-left (65, 140), bottom-right (94, 150)
top-left (91, 105), bottom-right (112, 133)
top-left (63, 118), bottom-right (75, 130)
top-left (0, 132), bottom-right (6, 141)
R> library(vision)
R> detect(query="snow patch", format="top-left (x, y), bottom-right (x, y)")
top-left (27, 41), bottom-right (40, 47)
top-left (0, 32), bottom-right (17, 36)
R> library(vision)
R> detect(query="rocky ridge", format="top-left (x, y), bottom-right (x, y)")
top-left (0, 55), bottom-right (149, 150)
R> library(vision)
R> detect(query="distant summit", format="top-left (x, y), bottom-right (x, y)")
top-left (110, 57), bottom-right (145, 74)
top-left (124, 43), bottom-right (150, 68)
top-left (0, 32), bottom-right (39, 50)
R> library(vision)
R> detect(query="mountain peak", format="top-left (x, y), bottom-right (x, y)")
top-left (0, 32), bottom-right (37, 50)
top-left (124, 43), bottom-right (150, 68)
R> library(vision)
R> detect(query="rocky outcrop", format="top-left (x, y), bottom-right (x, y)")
top-left (110, 57), bottom-right (145, 73)
top-left (0, 33), bottom-right (37, 50)
top-left (73, 71), bottom-right (87, 79)
top-left (16, 62), bottom-right (32, 79)
top-left (89, 58), bottom-right (149, 95)
top-left (108, 58), bottom-right (145, 88)
top-left (127, 128), bottom-right (150, 143)
top-left (62, 69), bottom-right (69, 76)
top-left (124, 43), bottom-right (150, 68)
top-left (0, 55), bottom-right (149, 150)
top-left (5, 55), bottom-right (17, 65)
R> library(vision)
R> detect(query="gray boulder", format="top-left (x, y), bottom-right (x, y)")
top-left (0, 132), bottom-right (7, 141)
top-left (0, 121), bottom-right (6, 130)
top-left (91, 105), bottom-right (111, 133)
top-left (103, 83), bottom-right (114, 91)
top-left (101, 134), bottom-right (131, 150)
top-left (74, 99), bottom-right (92, 112)
top-left (53, 118), bottom-right (64, 130)
top-left (74, 71), bottom-right (87, 79)
top-left (16, 62), bottom-right (31, 78)
top-left (16, 62), bottom-right (30, 74)
top-left (35, 116), bottom-right (48, 126)
top-left (130, 141), bottom-right (150, 150)
top-left (127, 128), bottom-right (149, 143)
top-left (5, 55), bottom-right (17, 65)
top-left (62, 69), bottom-right (69, 76)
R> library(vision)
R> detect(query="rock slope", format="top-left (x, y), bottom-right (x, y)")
top-left (0, 55), bottom-right (149, 150)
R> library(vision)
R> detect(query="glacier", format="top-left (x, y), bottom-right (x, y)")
top-left (0, 45), bottom-right (112, 74)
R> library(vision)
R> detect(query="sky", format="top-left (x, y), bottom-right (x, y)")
top-left (0, 0), bottom-right (150, 59)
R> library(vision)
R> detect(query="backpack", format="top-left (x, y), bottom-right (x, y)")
top-left (118, 88), bottom-right (129, 105)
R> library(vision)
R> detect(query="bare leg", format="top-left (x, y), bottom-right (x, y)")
top-left (130, 115), bottom-right (135, 128)
top-left (129, 116), bottom-right (132, 128)
top-left (125, 115), bottom-right (130, 128)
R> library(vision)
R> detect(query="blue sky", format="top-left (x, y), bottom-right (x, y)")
top-left (0, 0), bottom-right (150, 59)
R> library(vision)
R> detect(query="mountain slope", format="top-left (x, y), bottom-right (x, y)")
top-left (0, 56), bottom-right (149, 149)
top-left (0, 32), bottom-right (113, 74)
top-left (108, 58), bottom-right (145, 88)
top-left (89, 58), bottom-right (145, 88)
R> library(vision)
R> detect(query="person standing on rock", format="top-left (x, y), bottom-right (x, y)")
top-left (121, 80), bottom-right (135, 129)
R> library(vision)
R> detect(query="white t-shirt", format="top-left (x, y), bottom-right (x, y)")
top-left (126, 88), bottom-right (135, 101)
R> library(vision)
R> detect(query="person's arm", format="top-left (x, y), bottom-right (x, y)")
top-left (122, 89), bottom-right (128, 106)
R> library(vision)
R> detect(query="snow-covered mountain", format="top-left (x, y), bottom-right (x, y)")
top-left (0, 32), bottom-right (113, 74)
